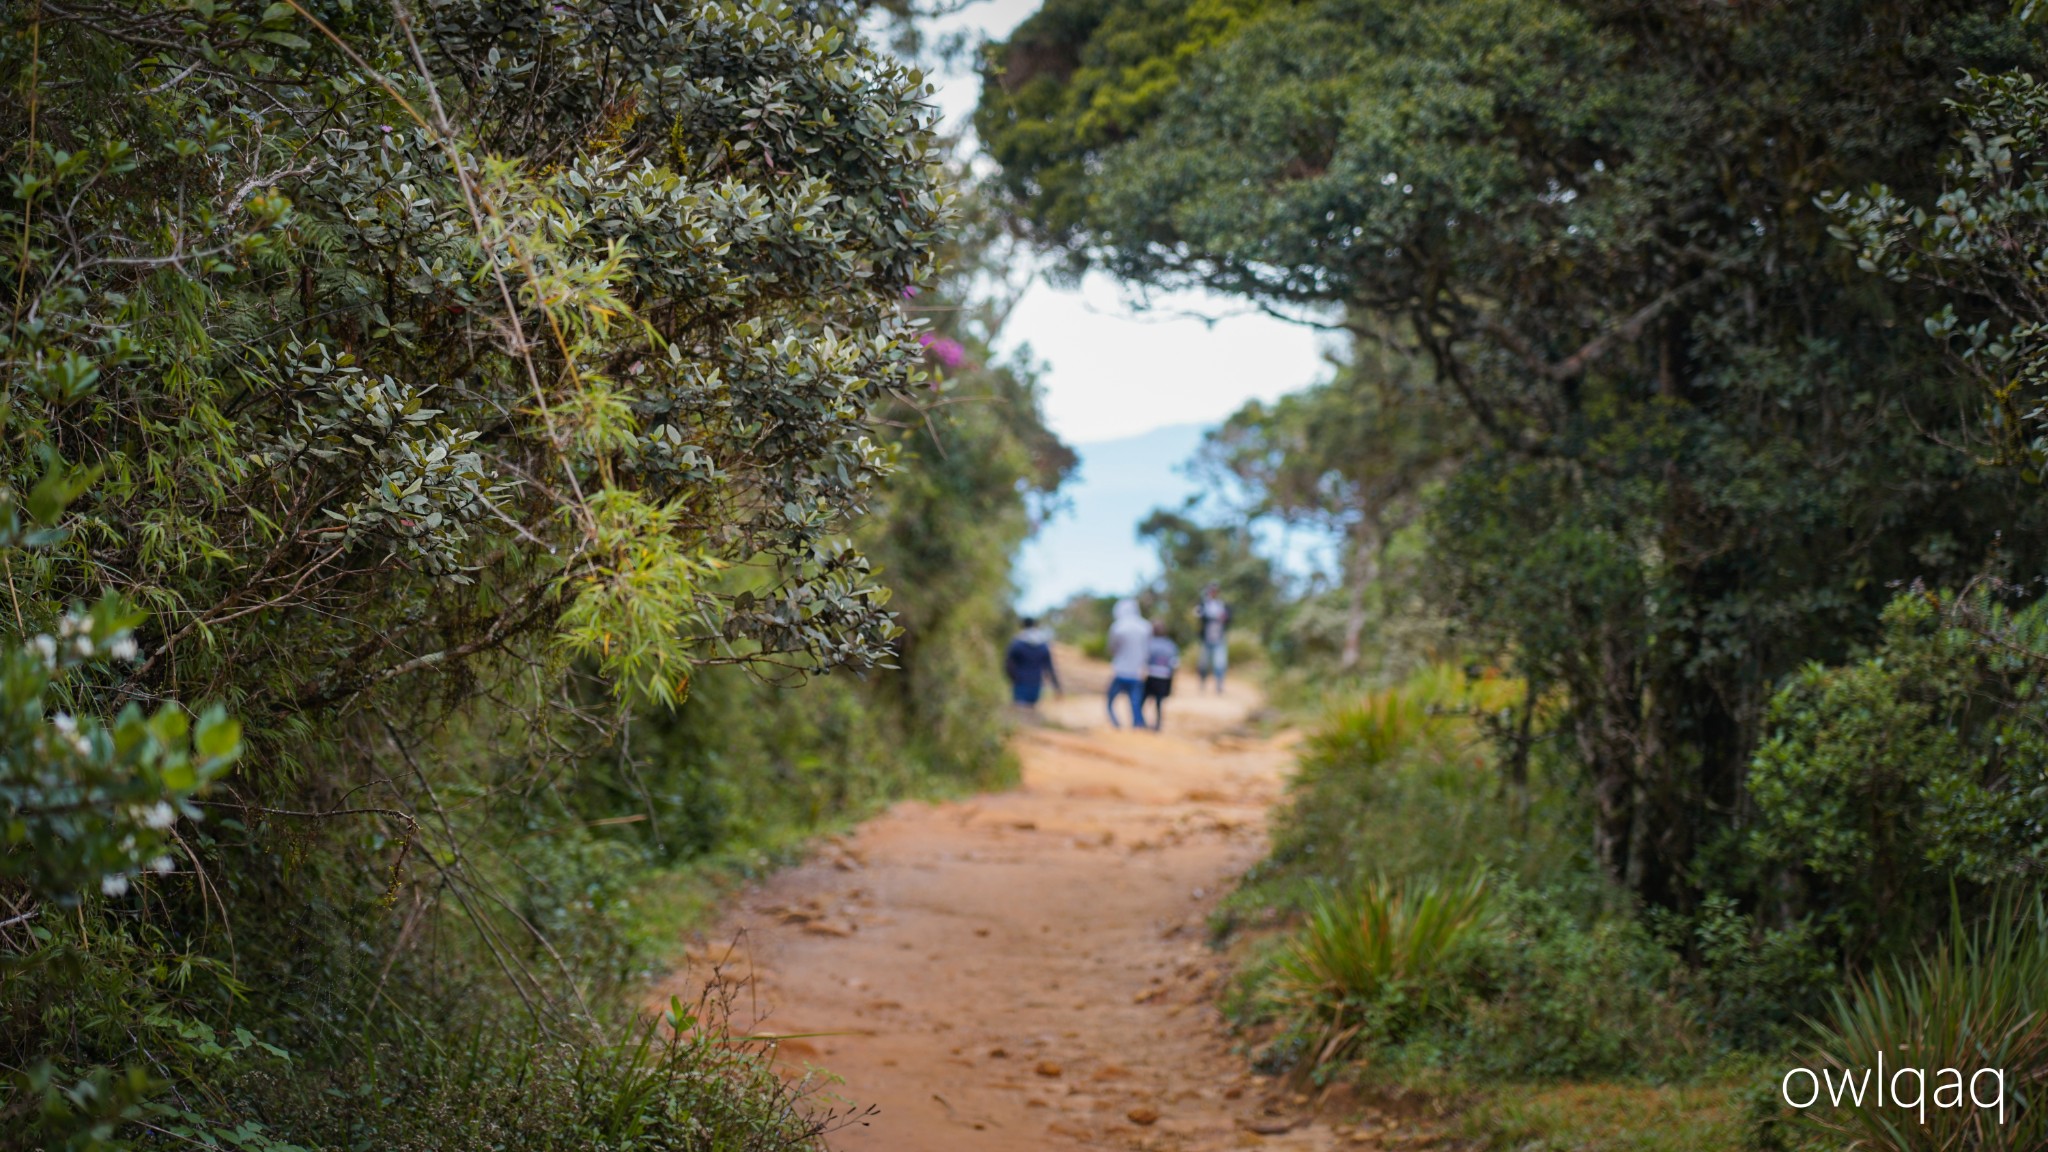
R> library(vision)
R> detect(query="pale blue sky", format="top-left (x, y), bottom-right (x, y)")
top-left (1013, 425), bottom-right (1206, 614)
top-left (916, 1), bottom-right (1335, 608)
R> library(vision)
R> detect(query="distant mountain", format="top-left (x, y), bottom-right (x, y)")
top-left (1013, 423), bottom-right (1208, 612)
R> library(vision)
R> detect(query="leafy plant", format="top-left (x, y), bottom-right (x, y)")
top-left (1, 597), bottom-right (241, 907)
top-left (1230, 664), bottom-right (1704, 1099)
top-left (1276, 871), bottom-right (1497, 1004)
top-left (1300, 690), bottom-right (1436, 772)
top-left (1270, 872), bottom-right (1495, 1070)
top-left (0, 0), bottom-right (986, 1144)
top-left (1746, 587), bottom-right (2048, 959)
top-left (1799, 894), bottom-right (2048, 1151)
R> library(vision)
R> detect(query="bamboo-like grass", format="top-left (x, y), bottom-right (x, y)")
top-left (1802, 893), bottom-right (2048, 1150)
top-left (1269, 872), bottom-right (1495, 1071)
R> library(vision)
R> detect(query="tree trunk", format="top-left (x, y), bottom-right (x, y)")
top-left (1580, 626), bottom-right (1643, 884)
top-left (1337, 521), bottom-right (1382, 671)
top-left (1505, 675), bottom-right (1541, 836)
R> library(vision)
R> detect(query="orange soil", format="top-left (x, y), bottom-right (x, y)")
top-left (656, 651), bottom-right (1411, 1150)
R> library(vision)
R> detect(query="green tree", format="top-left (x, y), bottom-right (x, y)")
top-left (1746, 587), bottom-right (2048, 959)
top-left (1739, 43), bottom-right (2048, 957)
top-left (1198, 327), bottom-right (1465, 669)
top-left (978, 0), bottom-right (2048, 906)
top-left (1136, 504), bottom-right (1281, 652)
top-left (598, 178), bottom-right (1075, 866)
top-left (1, 0), bottom-right (955, 1143)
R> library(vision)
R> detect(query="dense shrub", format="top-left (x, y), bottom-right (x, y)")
top-left (1453, 886), bottom-right (1698, 1082)
top-left (1226, 667), bottom-right (1707, 1088)
top-left (0, 0), bottom-right (1064, 1146)
top-left (1743, 587), bottom-right (2048, 960)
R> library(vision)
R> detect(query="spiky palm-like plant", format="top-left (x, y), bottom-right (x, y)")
top-left (1271, 872), bottom-right (1495, 1069)
top-left (1803, 895), bottom-right (2048, 1150)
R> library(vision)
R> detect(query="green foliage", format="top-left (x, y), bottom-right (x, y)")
top-left (149, 1003), bottom-right (864, 1152)
top-left (1243, 670), bottom-right (1549, 899)
top-left (1299, 687), bottom-right (1442, 769)
top-left (1449, 884), bottom-right (1700, 1083)
top-left (1227, 667), bottom-right (1705, 1091)
top-left (1796, 895), bottom-right (2048, 1151)
top-left (981, 0), bottom-right (2048, 1143)
top-left (1460, 1079), bottom-right (1756, 1152)
top-left (1268, 873), bottom-right (1493, 1068)
top-left (1826, 65), bottom-right (2048, 481)
top-left (1657, 895), bottom-right (1836, 1055)
top-left (978, 0), bottom-right (2048, 915)
top-left (3, 596), bottom-right (240, 905)
top-left (1, 0), bottom-right (947, 758)
top-left (590, 171), bottom-right (1069, 872)
top-left (1196, 328), bottom-right (1464, 674)
top-left (0, 0), bottom-right (1056, 1145)
top-left (1744, 587), bottom-right (2048, 959)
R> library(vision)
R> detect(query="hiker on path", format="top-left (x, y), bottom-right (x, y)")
top-left (1106, 598), bottom-right (1152, 729)
top-left (1196, 584), bottom-right (1231, 693)
top-left (1004, 616), bottom-right (1061, 708)
top-left (1142, 622), bottom-right (1180, 731)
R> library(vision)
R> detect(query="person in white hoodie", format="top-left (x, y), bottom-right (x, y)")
top-left (1105, 598), bottom-right (1153, 729)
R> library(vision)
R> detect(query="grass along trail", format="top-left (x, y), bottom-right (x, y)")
top-left (655, 650), bottom-right (1408, 1151)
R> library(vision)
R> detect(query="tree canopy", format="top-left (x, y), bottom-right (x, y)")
top-left (978, 0), bottom-right (2048, 906)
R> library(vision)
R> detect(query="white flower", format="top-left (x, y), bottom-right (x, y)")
top-left (111, 636), bottom-right (140, 662)
top-left (100, 873), bottom-right (130, 897)
top-left (141, 802), bottom-right (176, 830)
top-left (148, 856), bottom-right (176, 874)
top-left (52, 712), bottom-right (76, 736)
top-left (73, 635), bottom-right (94, 657)
top-left (32, 635), bottom-right (56, 662)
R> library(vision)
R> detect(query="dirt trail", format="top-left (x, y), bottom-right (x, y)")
top-left (658, 651), bottom-right (1387, 1151)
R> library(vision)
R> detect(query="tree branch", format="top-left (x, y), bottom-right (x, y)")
top-left (1482, 271), bottom-right (1725, 382)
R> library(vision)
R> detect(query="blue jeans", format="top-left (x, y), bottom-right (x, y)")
top-left (1107, 676), bottom-right (1146, 728)
top-left (1201, 640), bottom-right (1228, 689)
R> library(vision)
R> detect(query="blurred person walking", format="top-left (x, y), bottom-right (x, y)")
top-left (1196, 584), bottom-right (1231, 693)
top-left (1106, 598), bottom-right (1152, 729)
top-left (1004, 616), bottom-right (1061, 709)
top-left (1142, 622), bottom-right (1180, 731)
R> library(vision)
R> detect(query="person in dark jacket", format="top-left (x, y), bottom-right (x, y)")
top-left (1141, 622), bottom-right (1180, 731)
top-left (1196, 584), bottom-right (1231, 693)
top-left (1004, 617), bottom-right (1061, 707)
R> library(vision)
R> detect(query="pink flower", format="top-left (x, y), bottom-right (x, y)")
top-left (901, 285), bottom-right (920, 299)
top-left (917, 333), bottom-right (966, 369)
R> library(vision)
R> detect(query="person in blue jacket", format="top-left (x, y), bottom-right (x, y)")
top-left (1004, 617), bottom-right (1061, 708)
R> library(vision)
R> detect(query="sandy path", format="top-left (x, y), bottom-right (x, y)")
top-left (658, 651), bottom-right (1386, 1151)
